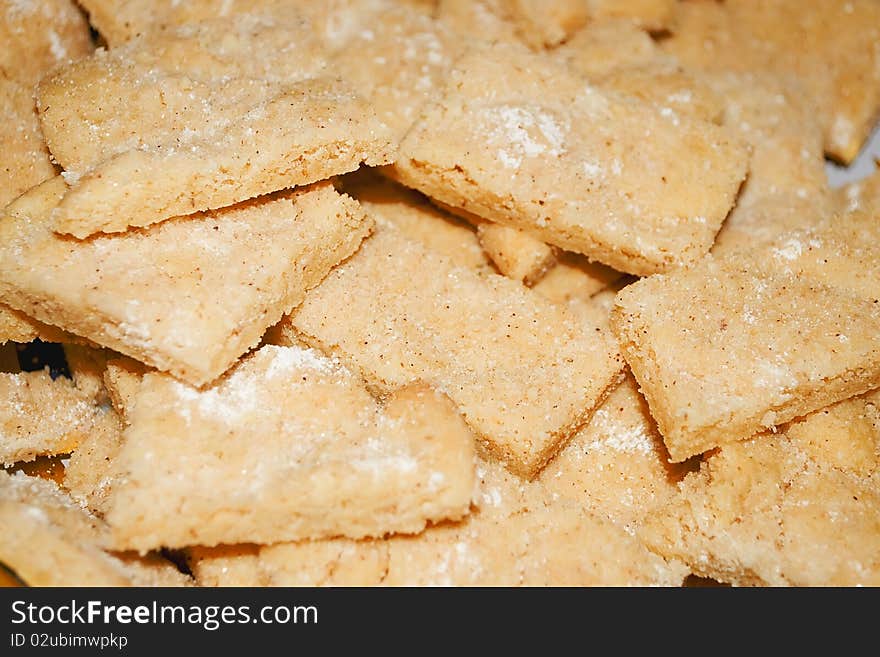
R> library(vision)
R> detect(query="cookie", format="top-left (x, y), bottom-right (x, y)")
top-left (0, 471), bottom-right (189, 586)
top-left (0, 369), bottom-right (102, 466)
top-left (708, 72), bottom-right (831, 255)
top-left (394, 44), bottom-right (749, 275)
top-left (431, 199), bottom-right (557, 285)
top-left (611, 214), bottom-right (880, 461)
top-left (63, 408), bottom-right (124, 513)
top-left (189, 459), bottom-right (687, 586)
top-left (662, 0), bottom-right (880, 164)
top-left (539, 374), bottom-right (688, 533)
top-left (102, 357), bottom-right (148, 420)
top-left (475, 222), bottom-right (558, 285)
top-left (1, 79), bottom-right (57, 208)
top-left (0, 177), bottom-right (372, 386)
top-left (284, 226), bottom-right (624, 477)
top-left (0, 0), bottom-right (92, 85)
top-left (553, 18), bottom-right (660, 78)
top-left (61, 344), bottom-right (113, 404)
top-left (531, 252), bottom-right (623, 304)
top-left (330, 6), bottom-right (464, 141)
top-left (37, 14), bottom-right (393, 236)
top-left (641, 392), bottom-right (880, 586)
top-left (104, 345), bottom-right (476, 551)
top-left (340, 169), bottom-right (491, 271)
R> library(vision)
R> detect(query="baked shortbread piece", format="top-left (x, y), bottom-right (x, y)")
top-left (475, 222), bottom-right (557, 285)
top-left (1, 79), bottom-right (57, 208)
top-left (663, 0), bottom-right (880, 163)
top-left (0, 471), bottom-right (189, 586)
top-left (61, 344), bottom-right (113, 404)
top-left (552, 20), bottom-right (723, 125)
top-left (641, 392), bottom-right (880, 586)
top-left (394, 45), bottom-right (748, 275)
top-left (330, 6), bottom-right (464, 141)
top-left (284, 227), bottom-right (624, 477)
top-left (0, 369), bottom-right (103, 466)
top-left (612, 214), bottom-right (880, 461)
top-left (539, 374), bottom-right (687, 533)
top-left (64, 408), bottom-right (124, 514)
top-left (103, 344), bottom-right (475, 551)
top-left (0, 0), bottom-right (92, 85)
top-left (532, 252), bottom-right (622, 303)
top-left (0, 178), bottom-right (371, 386)
top-left (0, 305), bottom-right (81, 345)
top-left (709, 72), bottom-right (831, 255)
top-left (188, 460), bottom-right (687, 586)
top-left (37, 14), bottom-right (393, 236)
top-left (102, 357), bottom-right (149, 420)
top-left (431, 200), bottom-right (557, 286)
top-left (340, 170), bottom-right (491, 271)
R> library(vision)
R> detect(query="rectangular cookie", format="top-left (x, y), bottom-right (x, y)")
top-left (0, 369), bottom-right (102, 466)
top-left (662, 0), bottom-right (880, 164)
top-left (538, 373), bottom-right (688, 533)
top-left (37, 14), bottom-right (393, 237)
top-left (1, 78), bottom-right (57, 208)
top-left (340, 169), bottom-right (491, 271)
top-left (431, 199), bottom-right (557, 285)
top-left (0, 471), bottom-right (189, 587)
top-left (104, 344), bottom-right (476, 551)
top-left (0, 177), bottom-right (372, 386)
top-left (188, 459), bottom-right (687, 586)
top-left (285, 226), bottom-right (624, 477)
top-left (611, 214), bottom-right (880, 461)
top-left (394, 44), bottom-right (749, 275)
top-left (707, 72), bottom-right (831, 255)
top-left (640, 391), bottom-right (880, 586)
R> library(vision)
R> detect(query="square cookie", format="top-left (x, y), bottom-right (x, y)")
top-left (0, 177), bottom-right (371, 386)
top-left (285, 226), bottom-right (624, 477)
top-left (394, 44), bottom-right (748, 275)
top-left (104, 345), bottom-right (475, 551)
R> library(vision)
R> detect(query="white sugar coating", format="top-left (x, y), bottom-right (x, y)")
top-left (169, 345), bottom-right (345, 425)
top-left (773, 239), bottom-right (804, 261)
top-left (484, 104), bottom-right (568, 169)
top-left (579, 408), bottom-right (655, 455)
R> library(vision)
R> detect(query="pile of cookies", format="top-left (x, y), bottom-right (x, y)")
top-left (1, 0), bottom-right (879, 587)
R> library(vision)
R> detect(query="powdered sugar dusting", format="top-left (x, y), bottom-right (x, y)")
top-left (263, 344), bottom-right (337, 378)
top-left (484, 105), bottom-right (568, 169)
top-left (581, 408), bottom-right (655, 455)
